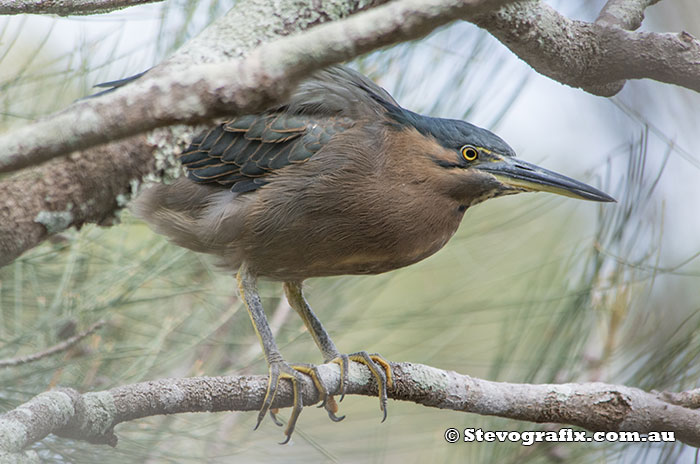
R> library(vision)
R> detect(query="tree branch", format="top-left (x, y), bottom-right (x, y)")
top-left (0, 0), bottom-right (165, 16)
top-left (473, 0), bottom-right (700, 96)
top-left (1, 361), bottom-right (698, 460)
top-left (1, 0), bottom-right (698, 178)
top-left (0, 0), bottom-right (514, 176)
top-left (0, 0), bottom-right (387, 267)
top-left (0, 134), bottom-right (168, 267)
top-left (0, 321), bottom-right (104, 368)
top-left (1, 0), bottom-right (699, 265)
top-left (592, 0), bottom-right (662, 94)
top-left (596, 0), bottom-right (661, 29)
top-left (660, 388), bottom-right (700, 409)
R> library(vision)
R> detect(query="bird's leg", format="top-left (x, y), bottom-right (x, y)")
top-left (236, 264), bottom-right (307, 444)
top-left (283, 281), bottom-right (393, 422)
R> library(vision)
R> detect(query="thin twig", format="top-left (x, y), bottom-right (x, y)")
top-left (0, 320), bottom-right (105, 368)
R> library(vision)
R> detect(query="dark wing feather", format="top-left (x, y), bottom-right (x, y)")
top-left (181, 113), bottom-right (353, 192)
top-left (180, 66), bottom-right (398, 193)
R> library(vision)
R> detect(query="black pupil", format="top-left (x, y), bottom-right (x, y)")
top-left (465, 148), bottom-right (476, 158)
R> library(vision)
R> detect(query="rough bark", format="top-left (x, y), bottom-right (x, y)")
top-left (473, 0), bottom-right (700, 97)
top-left (596, 0), bottom-right (661, 29)
top-left (1, 361), bottom-right (697, 460)
top-left (0, 0), bottom-right (512, 176)
top-left (0, 0), bottom-right (164, 16)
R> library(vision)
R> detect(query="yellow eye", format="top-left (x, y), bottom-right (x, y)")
top-left (461, 145), bottom-right (479, 161)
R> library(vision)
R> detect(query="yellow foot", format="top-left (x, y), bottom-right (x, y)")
top-left (256, 360), bottom-right (307, 444)
top-left (291, 363), bottom-right (345, 422)
top-left (257, 355), bottom-right (392, 443)
top-left (330, 352), bottom-right (393, 422)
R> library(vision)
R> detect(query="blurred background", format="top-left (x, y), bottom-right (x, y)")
top-left (1, 0), bottom-right (699, 462)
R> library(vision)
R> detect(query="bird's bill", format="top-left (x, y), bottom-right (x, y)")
top-left (475, 157), bottom-right (615, 202)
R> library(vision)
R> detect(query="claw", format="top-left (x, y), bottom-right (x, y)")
top-left (281, 282), bottom-right (392, 429)
top-left (331, 354), bottom-right (350, 402)
top-left (255, 353), bottom-right (392, 442)
top-left (269, 409), bottom-right (284, 427)
top-left (291, 363), bottom-right (329, 407)
top-left (280, 371), bottom-right (303, 442)
top-left (328, 411), bottom-right (345, 422)
top-left (291, 363), bottom-right (347, 423)
top-left (367, 353), bottom-right (393, 389)
top-left (255, 364), bottom-right (281, 430)
top-left (255, 361), bottom-right (305, 443)
top-left (325, 395), bottom-right (345, 422)
top-left (347, 351), bottom-right (392, 421)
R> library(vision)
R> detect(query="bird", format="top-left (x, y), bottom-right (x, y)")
top-left (132, 65), bottom-right (614, 443)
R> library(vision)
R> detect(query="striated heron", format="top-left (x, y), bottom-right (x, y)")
top-left (133, 66), bottom-right (614, 443)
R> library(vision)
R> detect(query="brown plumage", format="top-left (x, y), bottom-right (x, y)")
top-left (136, 125), bottom-right (472, 280)
top-left (132, 65), bottom-right (614, 443)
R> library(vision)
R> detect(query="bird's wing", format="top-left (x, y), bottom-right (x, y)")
top-left (180, 66), bottom-right (394, 194)
top-left (180, 113), bottom-right (353, 193)
top-left (285, 66), bottom-right (400, 118)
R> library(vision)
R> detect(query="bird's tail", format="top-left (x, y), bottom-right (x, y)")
top-left (131, 178), bottom-right (244, 257)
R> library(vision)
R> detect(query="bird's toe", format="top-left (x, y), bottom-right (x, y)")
top-left (330, 351), bottom-right (393, 422)
top-left (290, 362), bottom-right (346, 422)
top-left (257, 360), bottom-right (307, 443)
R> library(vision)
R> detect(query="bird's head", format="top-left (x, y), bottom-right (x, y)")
top-left (387, 109), bottom-right (615, 208)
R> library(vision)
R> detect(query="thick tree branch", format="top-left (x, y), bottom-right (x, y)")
top-left (0, 134), bottom-right (167, 267)
top-left (0, 0), bottom-right (164, 16)
top-left (0, 0), bottom-right (386, 267)
top-left (0, 0), bottom-right (514, 176)
top-left (592, 0), bottom-right (662, 95)
top-left (1, 0), bottom-right (699, 265)
top-left (1, 0), bottom-right (698, 178)
top-left (473, 0), bottom-right (700, 96)
top-left (1, 361), bottom-right (698, 460)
